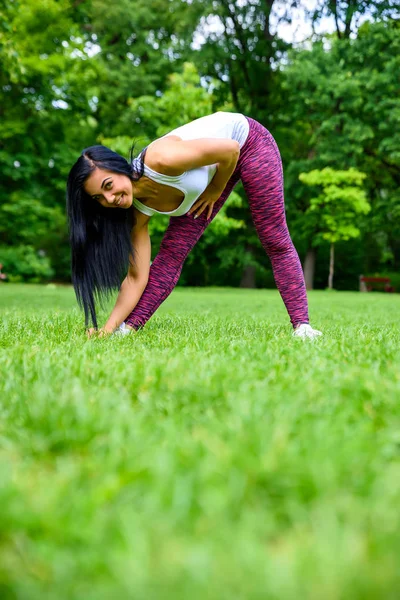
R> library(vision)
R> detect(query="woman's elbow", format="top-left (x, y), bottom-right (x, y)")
top-left (125, 271), bottom-right (149, 289)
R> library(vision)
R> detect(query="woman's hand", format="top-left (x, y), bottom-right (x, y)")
top-left (188, 182), bottom-right (223, 220)
top-left (86, 327), bottom-right (113, 339)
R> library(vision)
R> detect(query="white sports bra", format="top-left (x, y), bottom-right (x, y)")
top-left (132, 112), bottom-right (249, 218)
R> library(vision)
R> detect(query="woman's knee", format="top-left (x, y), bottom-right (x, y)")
top-left (260, 228), bottom-right (294, 257)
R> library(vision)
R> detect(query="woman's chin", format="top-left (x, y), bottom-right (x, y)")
top-left (119, 196), bottom-right (133, 209)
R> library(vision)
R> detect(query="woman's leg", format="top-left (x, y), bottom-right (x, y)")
top-left (239, 119), bottom-right (309, 328)
top-left (125, 174), bottom-right (241, 329)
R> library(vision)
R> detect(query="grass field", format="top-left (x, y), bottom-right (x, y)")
top-left (1, 284), bottom-right (400, 599)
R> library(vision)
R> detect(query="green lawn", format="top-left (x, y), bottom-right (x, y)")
top-left (1, 284), bottom-right (400, 599)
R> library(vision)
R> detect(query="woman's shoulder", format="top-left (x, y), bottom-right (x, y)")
top-left (144, 135), bottom-right (186, 176)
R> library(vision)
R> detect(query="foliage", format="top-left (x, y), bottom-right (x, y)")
top-left (0, 195), bottom-right (66, 247)
top-left (127, 62), bottom-right (216, 140)
top-left (281, 20), bottom-right (400, 276)
top-left (299, 167), bottom-right (370, 288)
top-left (0, 0), bottom-right (399, 287)
top-left (180, 0), bottom-right (291, 123)
top-left (306, 0), bottom-right (396, 39)
top-left (0, 246), bottom-right (54, 282)
top-left (299, 167), bottom-right (370, 245)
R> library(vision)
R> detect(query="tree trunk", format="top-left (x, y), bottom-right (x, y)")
top-left (332, 0), bottom-right (342, 39)
top-left (328, 243), bottom-right (335, 289)
top-left (303, 247), bottom-right (317, 290)
top-left (240, 265), bottom-right (256, 288)
top-left (240, 246), bottom-right (256, 288)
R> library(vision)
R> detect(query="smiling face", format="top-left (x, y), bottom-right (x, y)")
top-left (84, 168), bottom-right (133, 209)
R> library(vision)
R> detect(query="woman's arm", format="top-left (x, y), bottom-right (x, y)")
top-left (147, 137), bottom-right (240, 219)
top-left (102, 210), bottom-right (151, 333)
top-left (147, 136), bottom-right (240, 178)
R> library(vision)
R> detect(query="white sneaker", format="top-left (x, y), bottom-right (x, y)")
top-left (113, 322), bottom-right (134, 336)
top-left (293, 323), bottom-right (323, 340)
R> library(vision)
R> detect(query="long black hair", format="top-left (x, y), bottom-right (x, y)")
top-left (66, 144), bottom-right (147, 328)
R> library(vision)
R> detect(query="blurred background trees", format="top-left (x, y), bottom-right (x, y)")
top-left (299, 167), bottom-right (370, 289)
top-left (0, 0), bottom-right (399, 289)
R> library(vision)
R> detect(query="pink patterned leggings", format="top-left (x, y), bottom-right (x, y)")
top-left (125, 118), bottom-right (309, 329)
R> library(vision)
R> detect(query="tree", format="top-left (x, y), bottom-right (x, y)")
top-left (1, 0), bottom-right (397, 287)
top-left (299, 168), bottom-right (370, 289)
top-left (180, 0), bottom-right (293, 124)
top-left (0, 0), bottom-right (198, 280)
top-left (280, 19), bottom-right (400, 287)
top-left (307, 0), bottom-right (396, 39)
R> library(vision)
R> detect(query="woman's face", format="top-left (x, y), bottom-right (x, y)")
top-left (84, 168), bottom-right (133, 209)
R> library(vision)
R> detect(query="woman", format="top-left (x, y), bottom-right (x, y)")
top-left (66, 112), bottom-right (322, 339)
